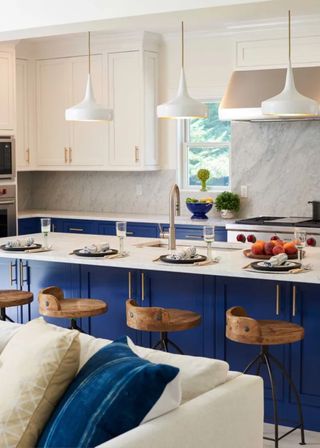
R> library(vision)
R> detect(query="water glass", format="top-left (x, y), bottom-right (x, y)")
top-left (203, 225), bottom-right (215, 260)
top-left (294, 228), bottom-right (306, 261)
top-left (116, 221), bottom-right (127, 255)
top-left (41, 218), bottom-right (51, 249)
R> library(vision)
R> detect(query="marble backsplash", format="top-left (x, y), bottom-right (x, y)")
top-left (231, 120), bottom-right (320, 218)
top-left (18, 121), bottom-right (320, 219)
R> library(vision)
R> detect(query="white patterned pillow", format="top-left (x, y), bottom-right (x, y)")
top-left (0, 318), bottom-right (80, 448)
top-left (0, 321), bottom-right (21, 352)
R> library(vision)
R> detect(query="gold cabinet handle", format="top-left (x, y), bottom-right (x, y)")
top-left (69, 147), bottom-right (72, 163)
top-left (9, 262), bottom-right (17, 286)
top-left (135, 146), bottom-right (139, 162)
top-left (128, 271), bottom-right (132, 299)
top-left (292, 285), bottom-right (297, 317)
top-left (52, 224), bottom-right (55, 232)
top-left (68, 227), bottom-right (84, 232)
top-left (64, 147), bottom-right (68, 163)
top-left (126, 232), bottom-right (134, 236)
top-left (276, 284), bottom-right (280, 316)
top-left (185, 235), bottom-right (203, 239)
top-left (26, 148), bottom-right (30, 164)
top-left (141, 272), bottom-right (145, 301)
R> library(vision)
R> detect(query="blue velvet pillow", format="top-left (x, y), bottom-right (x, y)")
top-left (38, 337), bottom-right (180, 448)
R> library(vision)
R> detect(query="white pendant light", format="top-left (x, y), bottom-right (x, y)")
top-left (261, 11), bottom-right (318, 117)
top-left (65, 32), bottom-right (113, 121)
top-left (157, 22), bottom-right (208, 119)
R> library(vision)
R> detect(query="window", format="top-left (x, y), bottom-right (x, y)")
top-left (181, 102), bottom-right (231, 191)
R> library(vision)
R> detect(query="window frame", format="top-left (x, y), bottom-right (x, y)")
top-left (177, 100), bottom-right (232, 193)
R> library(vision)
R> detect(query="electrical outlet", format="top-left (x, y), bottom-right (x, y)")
top-left (136, 184), bottom-right (143, 196)
top-left (240, 185), bottom-right (248, 198)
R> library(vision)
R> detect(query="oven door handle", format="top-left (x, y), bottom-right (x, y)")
top-left (0, 200), bottom-right (15, 205)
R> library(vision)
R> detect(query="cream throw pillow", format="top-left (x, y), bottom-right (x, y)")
top-left (0, 318), bottom-right (80, 448)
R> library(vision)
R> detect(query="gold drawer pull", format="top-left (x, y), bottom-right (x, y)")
top-left (185, 235), bottom-right (203, 239)
top-left (276, 284), bottom-right (280, 316)
top-left (69, 147), bottom-right (72, 163)
top-left (126, 232), bottom-right (134, 236)
top-left (128, 272), bottom-right (132, 299)
top-left (69, 227), bottom-right (84, 232)
top-left (64, 147), bottom-right (68, 163)
top-left (26, 148), bottom-right (30, 163)
top-left (141, 272), bottom-right (145, 302)
top-left (292, 285), bottom-right (297, 317)
top-left (135, 146), bottom-right (139, 162)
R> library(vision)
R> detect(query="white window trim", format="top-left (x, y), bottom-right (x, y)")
top-left (177, 100), bottom-right (232, 193)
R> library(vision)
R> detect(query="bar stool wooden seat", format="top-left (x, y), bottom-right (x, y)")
top-left (226, 306), bottom-right (305, 448)
top-left (39, 286), bottom-right (107, 334)
top-left (0, 290), bottom-right (33, 322)
top-left (126, 299), bottom-right (201, 354)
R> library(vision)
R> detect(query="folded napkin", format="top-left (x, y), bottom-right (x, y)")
top-left (168, 246), bottom-right (197, 260)
top-left (265, 253), bottom-right (288, 267)
top-left (79, 243), bottom-right (110, 254)
top-left (5, 237), bottom-right (35, 248)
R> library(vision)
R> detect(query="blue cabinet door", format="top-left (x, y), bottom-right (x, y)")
top-left (290, 282), bottom-right (320, 431)
top-left (161, 224), bottom-right (204, 241)
top-left (25, 260), bottom-right (79, 328)
top-left (0, 258), bottom-right (21, 322)
top-left (98, 222), bottom-right (116, 235)
top-left (214, 226), bottom-right (227, 242)
top-left (138, 270), bottom-right (213, 357)
top-left (80, 265), bottom-right (139, 342)
top-left (215, 276), bottom-right (287, 423)
top-left (18, 218), bottom-right (40, 235)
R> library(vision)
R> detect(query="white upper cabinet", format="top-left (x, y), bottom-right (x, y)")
top-left (17, 32), bottom-right (160, 171)
top-left (16, 60), bottom-right (29, 168)
top-left (36, 58), bottom-right (71, 166)
top-left (0, 47), bottom-right (15, 132)
top-left (69, 55), bottom-right (107, 167)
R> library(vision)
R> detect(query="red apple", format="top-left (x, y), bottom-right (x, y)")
top-left (272, 245), bottom-right (285, 255)
top-left (247, 234), bottom-right (256, 243)
top-left (307, 237), bottom-right (316, 247)
top-left (270, 235), bottom-right (280, 241)
top-left (264, 242), bottom-right (274, 255)
top-left (236, 234), bottom-right (246, 243)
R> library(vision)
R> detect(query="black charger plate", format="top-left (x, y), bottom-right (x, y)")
top-left (159, 254), bottom-right (207, 264)
top-left (250, 261), bottom-right (301, 272)
top-left (0, 243), bottom-right (42, 252)
top-left (72, 248), bottom-right (118, 257)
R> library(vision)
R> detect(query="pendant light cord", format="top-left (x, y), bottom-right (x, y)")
top-left (181, 21), bottom-right (184, 68)
top-left (288, 10), bottom-right (291, 62)
top-left (88, 31), bottom-right (91, 74)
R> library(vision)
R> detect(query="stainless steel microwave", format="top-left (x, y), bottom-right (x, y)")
top-left (0, 136), bottom-right (15, 179)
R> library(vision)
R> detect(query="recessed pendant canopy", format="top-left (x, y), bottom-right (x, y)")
top-left (65, 32), bottom-right (113, 122)
top-left (157, 22), bottom-right (208, 120)
top-left (261, 11), bottom-right (318, 117)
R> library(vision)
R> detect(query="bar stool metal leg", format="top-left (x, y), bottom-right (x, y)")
top-left (268, 352), bottom-right (306, 445)
top-left (262, 348), bottom-right (279, 448)
top-left (0, 308), bottom-right (5, 321)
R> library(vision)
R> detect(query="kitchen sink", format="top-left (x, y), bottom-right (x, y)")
top-left (135, 240), bottom-right (245, 251)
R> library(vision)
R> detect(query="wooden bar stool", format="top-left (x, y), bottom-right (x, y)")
top-left (226, 306), bottom-right (305, 448)
top-left (0, 290), bottom-right (33, 323)
top-left (38, 286), bottom-right (107, 334)
top-left (126, 299), bottom-right (201, 354)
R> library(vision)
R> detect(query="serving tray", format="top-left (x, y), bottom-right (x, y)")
top-left (159, 254), bottom-right (207, 264)
top-left (72, 248), bottom-right (118, 257)
top-left (0, 243), bottom-right (42, 252)
top-left (243, 249), bottom-right (299, 260)
top-left (250, 261), bottom-right (301, 272)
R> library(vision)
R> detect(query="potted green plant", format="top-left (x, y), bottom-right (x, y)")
top-left (197, 169), bottom-right (210, 192)
top-left (215, 191), bottom-right (240, 219)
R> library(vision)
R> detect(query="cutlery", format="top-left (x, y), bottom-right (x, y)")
top-left (25, 247), bottom-right (52, 253)
top-left (152, 256), bottom-right (161, 262)
top-left (104, 253), bottom-right (128, 259)
top-left (242, 262), bottom-right (252, 270)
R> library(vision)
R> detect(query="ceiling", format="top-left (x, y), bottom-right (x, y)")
top-left (3, 0), bottom-right (320, 42)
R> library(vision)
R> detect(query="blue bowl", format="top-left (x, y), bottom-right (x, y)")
top-left (186, 202), bottom-right (213, 220)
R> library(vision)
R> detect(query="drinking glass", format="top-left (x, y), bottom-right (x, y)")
top-left (294, 228), bottom-right (306, 261)
top-left (116, 221), bottom-right (127, 255)
top-left (41, 218), bottom-right (51, 249)
top-left (203, 225), bottom-right (215, 261)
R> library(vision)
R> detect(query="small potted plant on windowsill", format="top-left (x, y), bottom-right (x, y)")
top-left (215, 191), bottom-right (240, 219)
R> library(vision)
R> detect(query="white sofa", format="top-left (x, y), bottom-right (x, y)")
top-left (0, 321), bottom-right (264, 448)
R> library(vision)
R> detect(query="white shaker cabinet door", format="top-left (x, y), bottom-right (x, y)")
top-left (108, 51), bottom-right (141, 168)
top-left (69, 55), bottom-right (107, 167)
top-left (0, 49), bottom-right (15, 131)
top-left (16, 60), bottom-right (29, 168)
top-left (36, 59), bottom-right (72, 166)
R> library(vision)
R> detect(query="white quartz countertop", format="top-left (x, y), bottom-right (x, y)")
top-left (1, 233), bottom-right (320, 284)
top-left (18, 210), bottom-right (230, 227)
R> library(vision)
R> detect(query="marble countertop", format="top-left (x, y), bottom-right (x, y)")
top-left (18, 209), bottom-right (231, 227)
top-left (1, 233), bottom-right (320, 284)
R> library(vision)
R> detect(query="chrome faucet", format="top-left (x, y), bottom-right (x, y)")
top-left (168, 184), bottom-right (180, 250)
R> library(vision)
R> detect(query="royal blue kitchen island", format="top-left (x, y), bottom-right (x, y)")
top-left (0, 232), bottom-right (319, 431)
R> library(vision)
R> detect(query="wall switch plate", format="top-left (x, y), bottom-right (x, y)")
top-left (240, 185), bottom-right (248, 198)
top-left (136, 184), bottom-right (143, 196)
